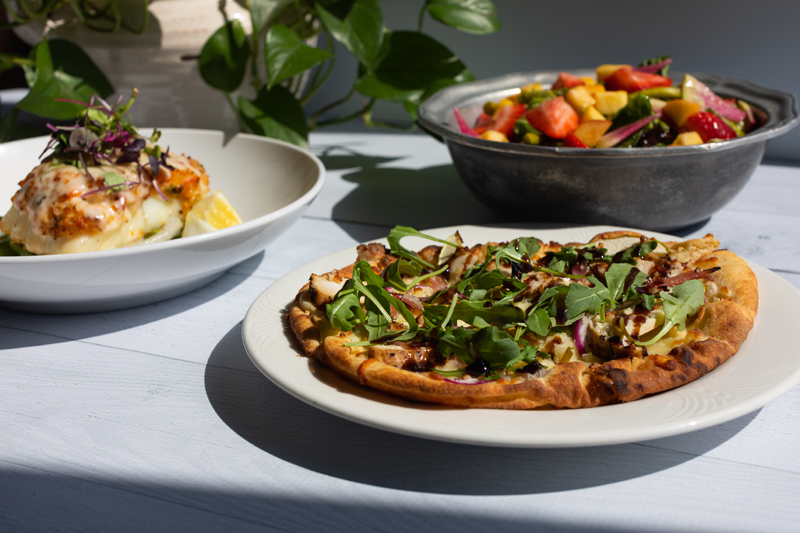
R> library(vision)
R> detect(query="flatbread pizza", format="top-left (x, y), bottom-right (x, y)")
top-left (289, 227), bottom-right (757, 409)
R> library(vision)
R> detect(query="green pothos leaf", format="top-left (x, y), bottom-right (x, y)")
top-left (199, 20), bottom-right (251, 92)
top-left (265, 24), bottom-right (333, 90)
top-left (316, 0), bottom-right (383, 70)
top-left (238, 85), bottom-right (308, 147)
top-left (425, 0), bottom-right (500, 35)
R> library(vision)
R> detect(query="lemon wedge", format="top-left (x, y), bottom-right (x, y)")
top-left (182, 190), bottom-right (243, 237)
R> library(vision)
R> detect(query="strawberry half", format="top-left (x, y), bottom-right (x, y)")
top-left (563, 133), bottom-right (588, 148)
top-left (684, 111), bottom-right (737, 142)
top-left (525, 97), bottom-right (580, 140)
top-left (604, 68), bottom-right (672, 92)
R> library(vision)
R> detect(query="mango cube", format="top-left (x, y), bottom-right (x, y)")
top-left (521, 82), bottom-right (543, 93)
top-left (579, 76), bottom-right (597, 86)
top-left (566, 86), bottom-right (595, 114)
top-left (584, 85), bottom-right (606, 96)
top-left (596, 64), bottom-right (631, 83)
top-left (580, 106), bottom-right (606, 124)
top-left (670, 131), bottom-right (704, 146)
top-left (480, 130), bottom-right (509, 142)
top-left (662, 99), bottom-right (702, 128)
top-left (572, 120), bottom-right (613, 148)
top-left (594, 91), bottom-right (628, 116)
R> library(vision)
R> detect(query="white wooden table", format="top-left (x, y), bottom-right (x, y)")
top-left (2, 132), bottom-right (799, 532)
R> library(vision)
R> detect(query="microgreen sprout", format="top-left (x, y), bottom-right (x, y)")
top-left (40, 89), bottom-right (167, 199)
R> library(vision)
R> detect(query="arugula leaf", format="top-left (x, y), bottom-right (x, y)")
top-left (424, 300), bottom-right (523, 329)
top-left (609, 240), bottom-right (658, 264)
top-left (622, 270), bottom-right (647, 301)
top-left (474, 326), bottom-right (520, 369)
top-left (363, 309), bottom-right (391, 340)
top-left (640, 55), bottom-right (671, 77)
top-left (634, 279), bottom-right (705, 347)
top-left (564, 277), bottom-right (610, 321)
top-left (605, 262), bottom-right (634, 302)
top-left (387, 226), bottom-right (462, 269)
top-left (437, 326), bottom-right (476, 363)
top-left (611, 92), bottom-right (653, 130)
top-left (507, 342), bottom-right (543, 368)
top-left (494, 237), bottom-right (540, 264)
top-left (384, 259), bottom-right (422, 291)
top-left (326, 281), bottom-right (366, 331)
top-left (525, 307), bottom-right (551, 336)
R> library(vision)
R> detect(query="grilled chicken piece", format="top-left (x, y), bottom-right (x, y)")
top-left (369, 344), bottom-right (433, 371)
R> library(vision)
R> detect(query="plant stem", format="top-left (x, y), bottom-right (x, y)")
top-left (299, 31), bottom-right (335, 105)
top-left (308, 83), bottom-right (357, 121)
top-left (363, 108), bottom-right (416, 131)
top-left (417, 3), bottom-right (426, 31)
top-left (313, 99), bottom-right (375, 129)
top-left (224, 93), bottom-right (250, 133)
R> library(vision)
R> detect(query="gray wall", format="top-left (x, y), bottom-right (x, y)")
top-left (308, 0), bottom-right (800, 161)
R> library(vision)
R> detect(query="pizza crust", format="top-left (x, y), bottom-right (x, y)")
top-left (287, 233), bottom-right (758, 409)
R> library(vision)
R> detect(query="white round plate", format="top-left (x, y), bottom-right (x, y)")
top-left (242, 225), bottom-right (800, 447)
top-left (0, 129), bottom-right (324, 312)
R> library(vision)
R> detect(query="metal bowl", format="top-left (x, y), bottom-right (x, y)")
top-left (418, 70), bottom-right (799, 231)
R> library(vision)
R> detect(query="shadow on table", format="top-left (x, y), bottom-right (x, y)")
top-left (319, 149), bottom-right (712, 241)
top-left (205, 322), bottom-right (758, 497)
top-left (0, 252), bottom-right (263, 350)
top-left (318, 151), bottom-right (502, 241)
top-left (0, 469), bottom-right (626, 533)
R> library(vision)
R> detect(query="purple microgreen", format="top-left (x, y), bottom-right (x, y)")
top-left (46, 123), bottom-right (59, 132)
top-left (149, 154), bottom-right (160, 177)
top-left (150, 176), bottom-right (168, 201)
top-left (77, 152), bottom-right (90, 177)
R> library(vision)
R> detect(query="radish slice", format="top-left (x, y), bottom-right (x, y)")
top-left (453, 107), bottom-right (479, 137)
top-left (633, 58), bottom-right (673, 74)
top-left (595, 113), bottom-right (661, 149)
top-left (681, 74), bottom-right (746, 122)
top-left (574, 315), bottom-right (589, 354)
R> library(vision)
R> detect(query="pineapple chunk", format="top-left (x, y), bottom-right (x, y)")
top-left (572, 120), bottom-right (613, 148)
top-left (521, 82), bottom-right (543, 93)
top-left (580, 106), bottom-right (606, 123)
top-left (480, 130), bottom-right (509, 142)
top-left (663, 99), bottom-right (702, 128)
top-left (670, 131), bottom-right (704, 146)
top-left (565, 86), bottom-right (595, 114)
top-left (579, 76), bottom-right (597, 86)
top-left (595, 91), bottom-right (628, 116)
top-left (596, 64), bottom-right (631, 83)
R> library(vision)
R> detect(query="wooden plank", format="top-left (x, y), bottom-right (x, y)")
top-left (2, 327), bottom-right (800, 532)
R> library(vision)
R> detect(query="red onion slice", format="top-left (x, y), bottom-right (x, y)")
top-left (574, 315), bottom-right (589, 354)
top-left (453, 107), bottom-right (479, 137)
top-left (632, 58), bottom-right (673, 74)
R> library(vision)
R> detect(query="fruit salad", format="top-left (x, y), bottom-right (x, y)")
top-left (454, 57), bottom-right (762, 148)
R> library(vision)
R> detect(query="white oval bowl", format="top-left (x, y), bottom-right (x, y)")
top-left (0, 129), bottom-right (324, 313)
